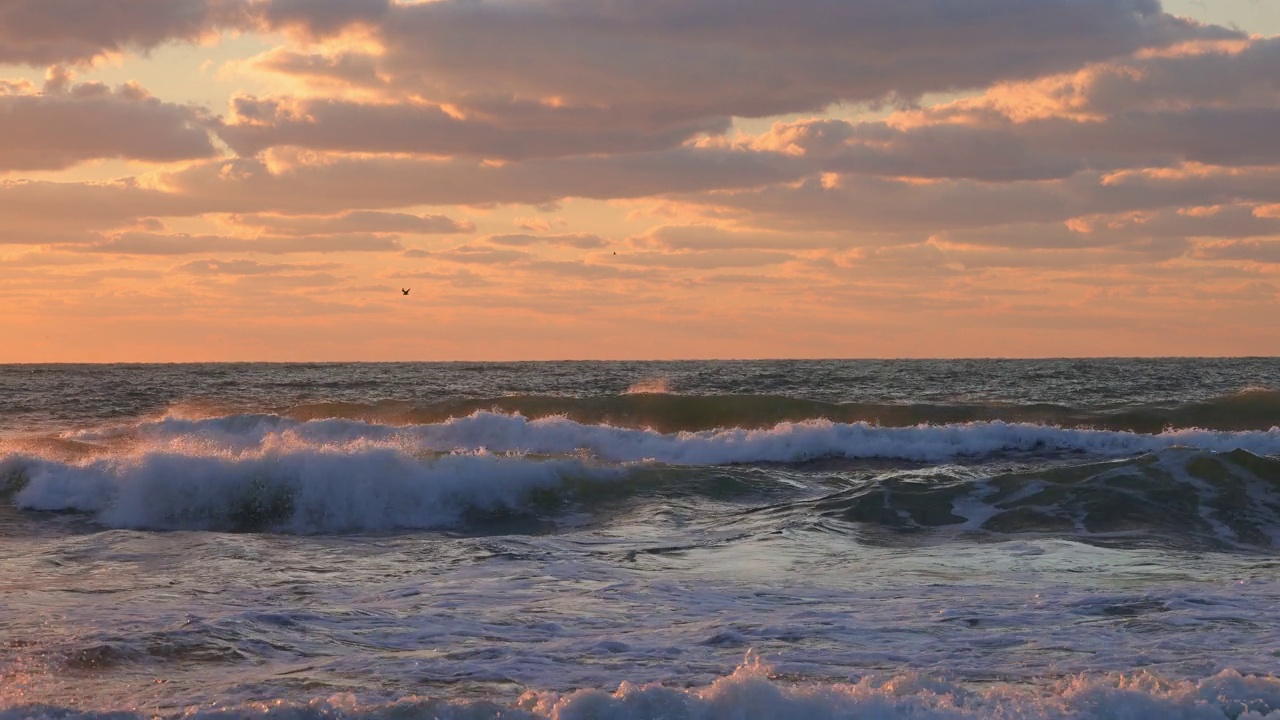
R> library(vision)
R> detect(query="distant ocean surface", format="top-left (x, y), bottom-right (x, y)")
top-left (3, 359), bottom-right (1280, 719)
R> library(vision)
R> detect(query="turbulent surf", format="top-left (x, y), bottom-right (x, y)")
top-left (2, 359), bottom-right (1278, 718)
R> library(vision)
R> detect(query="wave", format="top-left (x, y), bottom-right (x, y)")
top-left (275, 388), bottom-right (1280, 432)
top-left (3, 656), bottom-right (1279, 719)
top-left (7, 411), bottom-right (1280, 539)
top-left (803, 447), bottom-right (1280, 550)
top-left (5, 415), bottom-right (1280, 545)
top-left (62, 411), bottom-right (1280, 464)
top-left (2, 448), bottom-right (618, 534)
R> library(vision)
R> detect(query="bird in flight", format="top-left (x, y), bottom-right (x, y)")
top-left (401, 288), bottom-right (410, 295)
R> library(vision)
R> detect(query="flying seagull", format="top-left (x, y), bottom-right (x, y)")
top-left (401, 288), bottom-right (410, 295)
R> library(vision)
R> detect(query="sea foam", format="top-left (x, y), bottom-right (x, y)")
top-left (67, 411), bottom-right (1280, 464)
top-left (3, 656), bottom-right (1279, 719)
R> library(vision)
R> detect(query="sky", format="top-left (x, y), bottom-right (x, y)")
top-left (2, 0), bottom-right (1280, 362)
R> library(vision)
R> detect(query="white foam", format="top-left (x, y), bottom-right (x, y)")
top-left (69, 411), bottom-right (1280, 465)
top-left (4, 656), bottom-right (1279, 719)
top-left (523, 659), bottom-right (1280, 719)
top-left (7, 446), bottom-right (617, 533)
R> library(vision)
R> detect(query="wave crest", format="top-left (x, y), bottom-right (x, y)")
top-left (5, 448), bottom-right (615, 534)
top-left (275, 389), bottom-right (1280, 433)
top-left (69, 411), bottom-right (1280, 464)
top-left (9, 412), bottom-right (1280, 540)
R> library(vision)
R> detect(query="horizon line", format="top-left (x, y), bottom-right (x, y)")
top-left (2, 355), bottom-right (1278, 366)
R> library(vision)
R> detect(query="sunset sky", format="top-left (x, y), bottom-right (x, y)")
top-left (3, 0), bottom-right (1280, 362)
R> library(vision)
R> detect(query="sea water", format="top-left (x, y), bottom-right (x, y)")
top-left (1, 359), bottom-right (1279, 718)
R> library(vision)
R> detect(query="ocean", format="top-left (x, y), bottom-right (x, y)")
top-left (2, 359), bottom-right (1279, 719)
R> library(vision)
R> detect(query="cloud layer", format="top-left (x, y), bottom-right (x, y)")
top-left (2, 0), bottom-right (1278, 359)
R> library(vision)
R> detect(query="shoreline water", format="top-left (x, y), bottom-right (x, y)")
top-left (3, 359), bottom-right (1278, 718)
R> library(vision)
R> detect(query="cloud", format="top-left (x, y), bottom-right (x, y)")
top-left (696, 174), bottom-right (1080, 234)
top-left (159, 148), bottom-right (809, 210)
top-left (635, 224), bottom-right (844, 251)
top-left (231, 0), bottom-right (1237, 170)
top-left (483, 233), bottom-right (608, 249)
top-left (693, 166), bottom-right (1280, 237)
top-left (0, 250), bottom-right (97, 267)
top-left (755, 104), bottom-right (1280, 184)
top-left (0, 0), bottom-right (249, 65)
top-left (922, 204), bottom-right (1280, 253)
top-left (224, 271), bottom-right (346, 288)
top-left (933, 236), bottom-right (1191, 269)
top-left (218, 95), bottom-right (729, 159)
top-left (515, 216), bottom-right (564, 232)
top-left (229, 210), bottom-right (473, 235)
top-left (1194, 240), bottom-right (1280, 263)
top-left (391, 267), bottom-right (492, 287)
top-left (1051, 37), bottom-right (1280, 115)
top-left (242, 47), bottom-right (384, 89)
top-left (257, 0), bottom-right (388, 36)
top-left (518, 260), bottom-right (664, 281)
top-left (357, 0), bottom-right (1229, 121)
top-left (2, 266), bottom-right (163, 288)
top-left (434, 245), bottom-right (533, 265)
top-left (693, 37), bottom-right (1280, 187)
top-left (0, 145), bottom-right (804, 248)
top-left (0, 179), bottom-right (204, 245)
top-left (7, 0), bottom-right (1280, 363)
top-left (1078, 205), bottom-right (1280, 240)
top-left (76, 231), bottom-right (402, 255)
top-left (614, 249), bottom-right (795, 269)
top-left (175, 258), bottom-right (343, 275)
top-left (0, 79), bottom-right (217, 171)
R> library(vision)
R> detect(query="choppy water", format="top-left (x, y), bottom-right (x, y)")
top-left (2, 359), bottom-right (1279, 719)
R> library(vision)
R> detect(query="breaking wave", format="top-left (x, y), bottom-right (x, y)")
top-left (3, 410), bottom-right (1280, 545)
top-left (276, 388), bottom-right (1280, 432)
top-left (57, 411), bottom-right (1280, 464)
top-left (2, 448), bottom-right (617, 534)
top-left (3, 655), bottom-right (1280, 719)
